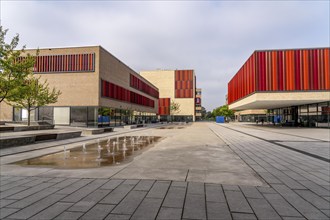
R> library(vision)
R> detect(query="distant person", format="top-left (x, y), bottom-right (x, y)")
top-left (256, 119), bottom-right (259, 124)
top-left (261, 118), bottom-right (264, 125)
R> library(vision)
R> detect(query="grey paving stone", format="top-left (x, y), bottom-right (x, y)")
top-left (131, 198), bottom-right (162, 220)
top-left (206, 202), bottom-right (232, 220)
top-left (182, 193), bottom-right (206, 220)
top-left (105, 214), bottom-right (131, 220)
top-left (133, 179), bottom-right (155, 191)
top-left (205, 184), bottom-right (226, 203)
top-left (324, 196), bottom-right (330, 201)
top-left (29, 202), bottom-right (73, 220)
top-left (275, 175), bottom-right (306, 190)
top-left (239, 185), bottom-right (263, 199)
top-left (295, 189), bottom-right (330, 210)
top-left (321, 209), bottom-right (330, 217)
top-left (222, 184), bottom-right (240, 191)
top-left (123, 179), bottom-right (139, 185)
top-left (224, 190), bottom-right (253, 213)
top-left (0, 207), bottom-right (19, 219)
top-left (282, 217), bottom-right (307, 220)
top-left (0, 186), bottom-right (29, 199)
top-left (171, 181), bottom-right (187, 188)
top-left (55, 179), bottom-right (94, 195)
top-left (7, 193), bottom-right (66, 219)
top-left (68, 189), bottom-right (110, 212)
top-left (80, 204), bottom-right (115, 220)
top-left (248, 198), bottom-right (281, 220)
top-left (47, 177), bottom-right (66, 183)
top-left (51, 178), bottom-right (81, 188)
top-left (7, 187), bottom-right (59, 208)
top-left (7, 182), bottom-right (55, 200)
top-left (298, 180), bottom-right (330, 197)
top-left (263, 193), bottom-right (302, 217)
top-left (162, 186), bottom-right (186, 208)
top-left (101, 179), bottom-right (124, 190)
top-left (257, 186), bottom-right (277, 194)
top-left (111, 190), bottom-right (147, 215)
top-left (61, 179), bottom-right (108, 203)
top-left (54, 211), bottom-right (84, 220)
top-left (0, 199), bottom-right (16, 208)
top-left (187, 182), bottom-right (205, 195)
top-left (272, 184), bottom-right (328, 219)
top-left (232, 213), bottom-right (257, 220)
top-left (22, 177), bottom-right (52, 187)
top-left (100, 183), bottom-right (135, 204)
top-left (283, 171), bottom-right (307, 181)
top-left (157, 207), bottom-right (182, 220)
top-left (0, 177), bottom-right (36, 192)
top-left (147, 181), bottom-right (171, 198)
top-left (258, 172), bottom-right (282, 184)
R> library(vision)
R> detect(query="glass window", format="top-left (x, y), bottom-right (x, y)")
top-left (38, 107), bottom-right (54, 124)
top-left (309, 104), bottom-right (317, 112)
top-left (87, 107), bottom-right (98, 127)
top-left (13, 107), bottom-right (21, 121)
top-left (70, 107), bottom-right (87, 126)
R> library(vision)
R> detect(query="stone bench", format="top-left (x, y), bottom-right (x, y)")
top-left (0, 131), bottom-right (82, 149)
top-left (82, 127), bottom-right (114, 135)
top-left (124, 124), bottom-right (145, 129)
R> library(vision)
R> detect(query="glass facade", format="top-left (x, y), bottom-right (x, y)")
top-left (267, 102), bottom-right (330, 127)
top-left (13, 106), bottom-right (158, 127)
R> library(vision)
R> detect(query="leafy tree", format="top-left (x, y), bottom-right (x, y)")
top-left (212, 105), bottom-right (234, 118)
top-left (170, 100), bottom-right (180, 115)
top-left (201, 106), bottom-right (207, 119)
top-left (7, 75), bottom-right (61, 126)
top-left (0, 26), bottom-right (36, 103)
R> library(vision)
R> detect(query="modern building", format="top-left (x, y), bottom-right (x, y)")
top-left (195, 88), bottom-right (202, 121)
top-left (0, 46), bottom-right (159, 127)
top-left (228, 48), bottom-right (330, 127)
top-left (140, 69), bottom-right (197, 122)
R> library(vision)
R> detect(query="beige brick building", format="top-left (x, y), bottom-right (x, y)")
top-left (140, 69), bottom-right (198, 122)
top-left (0, 46), bottom-right (159, 127)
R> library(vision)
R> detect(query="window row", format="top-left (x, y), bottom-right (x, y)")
top-left (101, 80), bottom-right (155, 108)
top-left (130, 74), bottom-right (159, 98)
top-left (32, 53), bottom-right (95, 73)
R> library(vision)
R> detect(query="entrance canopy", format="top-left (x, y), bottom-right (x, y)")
top-left (228, 91), bottom-right (330, 110)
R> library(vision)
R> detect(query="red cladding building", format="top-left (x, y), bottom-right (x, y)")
top-left (228, 48), bottom-right (330, 127)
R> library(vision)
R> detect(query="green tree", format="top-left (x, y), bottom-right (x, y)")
top-left (170, 100), bottom-right (180, 115)
top-left (7, 75), bottom-right (61, 126)
top-left (212, 105), bottom-right (234, 118)
top-left (0, 26), bottom-right (36, 103)
top-left (201, 106), bottom-right (207, 119)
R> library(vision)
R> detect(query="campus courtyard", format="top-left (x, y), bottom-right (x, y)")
top-left (0, 122), bottom-right (329, 220)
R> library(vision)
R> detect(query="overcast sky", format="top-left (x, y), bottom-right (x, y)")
top-left (1, 1), bottom-right (329, 111)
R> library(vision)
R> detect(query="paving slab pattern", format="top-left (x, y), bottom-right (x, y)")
top-left (0, 122), bottom-right (329, 219)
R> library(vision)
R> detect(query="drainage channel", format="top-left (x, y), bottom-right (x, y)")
top-left (215, 124), bottom-right (330, 163)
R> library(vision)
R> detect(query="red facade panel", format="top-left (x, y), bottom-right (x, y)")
top-left (33, 53), bottom-right (95, 73)
top-left (175, 70), bottom-right (194, 98)
top-left (101, 79), bottom-right (155, 108)
top-left (228, 48), bottom-right (330, 105)
top-left (130, 74), bottom-right (159, 98)
top-left (158, 98), bottom-right (170, 115)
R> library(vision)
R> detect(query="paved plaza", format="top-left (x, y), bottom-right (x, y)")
top-left (0, 122), bottom-right (329, 220)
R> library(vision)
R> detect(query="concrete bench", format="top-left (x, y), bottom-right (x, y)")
top-left (315, 122), bottom-right (329, 128)
top-left (0, 136), bottom-right (36, 148)
top-left (0, 131), bottom-right (82, 149)
top-left (124, 124), bottom-right (145, 129)
top-left (82, 127), bottom-right (114, 135)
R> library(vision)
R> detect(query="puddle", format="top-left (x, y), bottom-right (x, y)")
top-left (14, 136), bottom-right (162, 169)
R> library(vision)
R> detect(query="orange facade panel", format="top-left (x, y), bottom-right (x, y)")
top-left (228, 48), bottom-right (330, 105)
